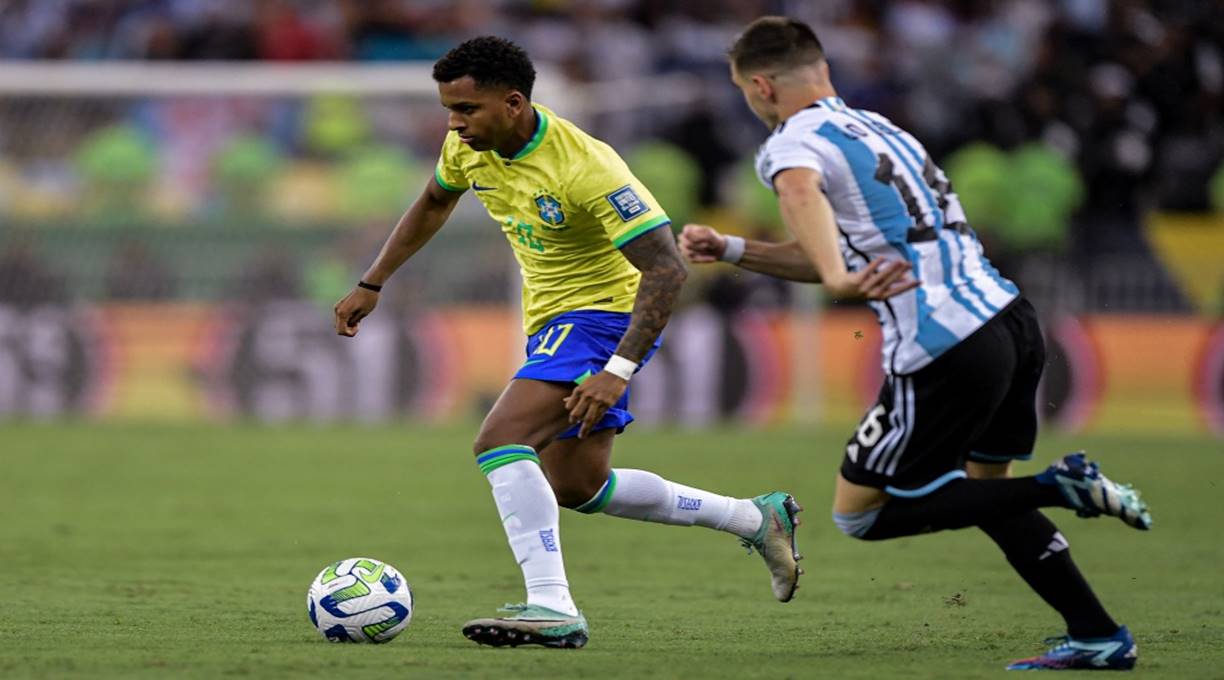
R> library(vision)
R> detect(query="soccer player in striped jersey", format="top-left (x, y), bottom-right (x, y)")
top-left (333, 36), bottom-right (802, 650)
top-left (680, 17), bottom-right (1152, 671)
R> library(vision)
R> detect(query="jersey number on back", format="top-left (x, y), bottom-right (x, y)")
top-left (872, 153), bottom-right (964, 243)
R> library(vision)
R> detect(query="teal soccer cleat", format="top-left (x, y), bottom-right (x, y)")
top-left (743, 492), bottom-right (804, 602)
top-left (1007, 625), bottom-right (1138, 670)
top-left (1036, 453), bottom-right (1152, 530)
top-left (462, 604), bottom-right (588, 649)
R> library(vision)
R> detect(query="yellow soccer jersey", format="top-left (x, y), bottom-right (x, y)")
top-left (434, 104), bottom-right (671, 334)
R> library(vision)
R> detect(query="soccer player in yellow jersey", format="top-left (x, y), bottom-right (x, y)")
top-left (333, 37), bottom-right (803, 649)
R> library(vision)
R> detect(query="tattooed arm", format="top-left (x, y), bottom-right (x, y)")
top-left (612, 227), bottom-right (688, 361)
top-left (564, 227), bottom-right (687, 436)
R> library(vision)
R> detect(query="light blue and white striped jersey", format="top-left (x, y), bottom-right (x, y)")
top-left (755, 95), bottom-right (1020, 375)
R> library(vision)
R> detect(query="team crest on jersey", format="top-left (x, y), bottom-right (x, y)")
top-left (534, 191), bottom-right (567, 228)
top-left (606, 185), bottom-right (650, 222)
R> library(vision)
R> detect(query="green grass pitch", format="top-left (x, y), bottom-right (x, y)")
top-left (2, 423), bottom-right (1221, 678)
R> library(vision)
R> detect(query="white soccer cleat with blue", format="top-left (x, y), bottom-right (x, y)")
top-left (1037, 453), bottom-right (1152, 530)
top-left (743, 492), bottom-right (804, 602)
top-left (462, 604), bottom-right (588, 649)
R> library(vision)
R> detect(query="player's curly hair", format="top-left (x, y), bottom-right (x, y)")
top-left (728, 16), bottom-right (825, 74)
top-left (432, 36), bottom-right (536, 99)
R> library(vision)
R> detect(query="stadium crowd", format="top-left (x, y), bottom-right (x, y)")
top-left (0, 0), bottom-right (1220, 311)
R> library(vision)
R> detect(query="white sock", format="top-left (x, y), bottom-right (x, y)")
top-left (585, 468), bottom-right (763, 539)
top-left (479, 446), bottom-right (578, 617)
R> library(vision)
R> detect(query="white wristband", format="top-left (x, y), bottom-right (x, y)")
top-left (603, 354), bottom-right (637, 381)
top-left (720, 235), bottom-right (746, 264)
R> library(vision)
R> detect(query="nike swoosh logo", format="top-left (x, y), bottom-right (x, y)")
top-left (522, 358), bottom-right (548, 367)
top-left (472, 182), bottom-right (497, 191)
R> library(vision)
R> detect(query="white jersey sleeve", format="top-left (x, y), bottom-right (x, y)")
top-left (754, 123), bottom-right (829, 191)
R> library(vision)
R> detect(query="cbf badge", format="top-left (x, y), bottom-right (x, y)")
top-left (534, 191), bottom-right (567, 229)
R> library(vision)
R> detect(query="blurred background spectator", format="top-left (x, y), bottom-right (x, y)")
top-left (0, 0), bottom-right (1220, 314)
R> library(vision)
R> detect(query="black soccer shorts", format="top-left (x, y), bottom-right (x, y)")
top-left (840, 298), bottom-right (1046, 497)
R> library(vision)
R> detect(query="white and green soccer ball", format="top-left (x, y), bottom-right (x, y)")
top-left (307, 557), bottom-right (413, 643)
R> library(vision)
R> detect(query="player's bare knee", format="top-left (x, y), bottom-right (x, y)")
top-left (831, 475), bottom-right (889, 540)
top-left (832, 505), bottom-right (883, 540)
top-left (471, 432), bottom-right (496, 457)
top-left (832, 475), bottom-right (888, 513)
top-left (472, 428), bottom-right (528, 458)
top-left (472, 420), bottom-right (546, 457)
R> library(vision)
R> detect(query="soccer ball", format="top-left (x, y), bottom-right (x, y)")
top-left (307, 557), bottom-right (414, 643)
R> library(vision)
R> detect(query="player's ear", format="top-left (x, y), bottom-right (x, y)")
top-left (751, 73), bottom-right (775, 102)
top-left (504, 91), bottom-right (526, 117)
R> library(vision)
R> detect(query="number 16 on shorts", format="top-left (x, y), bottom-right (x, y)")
top-left (844, 375), bottom-right (917, 481)
top-left (846, 404), bottom-right (888, 464)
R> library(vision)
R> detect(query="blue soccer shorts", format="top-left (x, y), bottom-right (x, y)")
top-left (513, 310), bottom-right (661, 440)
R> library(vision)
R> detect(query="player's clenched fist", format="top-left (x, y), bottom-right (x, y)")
top-left (333, 287), bottom-right (379, 337)
top-left (678, 224), bottom-right (727, 263)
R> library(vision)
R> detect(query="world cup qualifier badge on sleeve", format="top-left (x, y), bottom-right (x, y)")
top-left (534, 190), bottom-right (567, 230)
top-left (606, 185), bottom-right (650, 221)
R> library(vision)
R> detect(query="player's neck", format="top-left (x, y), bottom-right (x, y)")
top-left (776, 84), bottom-right (839, 126)
top-left (496, 107), bottom-right (540, 159)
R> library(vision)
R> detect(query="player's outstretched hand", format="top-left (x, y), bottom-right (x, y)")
top-left (333, 287), bottom-right (379, 337)
top-left (678, 224), bottom-right (727, 263)
top-left (564, 371), bottom-right (629, 439)
top-left (830, 257), bottom-right (919, 301)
